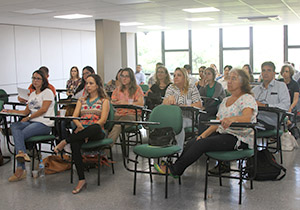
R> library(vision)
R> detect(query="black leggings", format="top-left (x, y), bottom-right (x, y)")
top-left (66, 124), bottom-right (105, 180)
top-left (170, 133), bottom-right (247, 176)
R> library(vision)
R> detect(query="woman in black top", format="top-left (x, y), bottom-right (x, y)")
top-left (146, 66), bottom-right (172, 109)
top-left (279, 64), bottom-right (299, 127)
top-left (279, 64), bottom-right (299, 113)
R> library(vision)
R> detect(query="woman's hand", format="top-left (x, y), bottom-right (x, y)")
top-left (196, 135), bottom-right (204, 141)
top-left (165, 96), bottom-right (176, 105)
top-left (21, 116), bottom-right (30, 122)
top-left (74, 126), bottom-right (84, 134)
top-left (221, 117), bottom-right (234, 129)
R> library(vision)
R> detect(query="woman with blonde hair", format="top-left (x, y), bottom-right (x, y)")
top-left (163, 68), bottom-right (202, 151)
top-left (156, 69), bottom-right (258, 177)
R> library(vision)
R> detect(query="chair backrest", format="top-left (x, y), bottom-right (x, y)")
top-left (140, 84), bottom-right (149, 92)
top-left (104, 102), bottom-right (115, 131)
top-left (0, 89), bottom-right (8, 104)
top-left (148, 104), bottom-right (183, 135)
top-left (0, 100), bottom-right (4, 111)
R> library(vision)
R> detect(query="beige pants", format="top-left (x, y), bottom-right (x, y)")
top-left (108, 115), bottom-right (136, 143)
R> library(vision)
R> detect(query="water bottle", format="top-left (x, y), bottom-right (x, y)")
top-left (39, 159), bottom-right (45, 178)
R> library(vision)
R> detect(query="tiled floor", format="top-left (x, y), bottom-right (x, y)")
top-left (1, 144), bottom-right (300, 210)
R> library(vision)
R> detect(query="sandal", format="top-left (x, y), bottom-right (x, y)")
top-left (72, 182), bottom-right (87, 194)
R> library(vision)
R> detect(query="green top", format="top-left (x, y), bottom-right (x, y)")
top-left (206, 82), bottom-right (216, 98)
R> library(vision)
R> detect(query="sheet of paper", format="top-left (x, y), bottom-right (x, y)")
top-left (17, 87), bottom-right (29, 100)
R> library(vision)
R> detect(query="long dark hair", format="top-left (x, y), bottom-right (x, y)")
top-left (70, 66), bottom-right (80, 79)
top-left (74, 66), bottom-right (95, 95)
top-left (86, 74), bottom-right (108, 99)
top-left (120, 68), bottom-right (137, 97)
top-left (32, 70), bottom-right (49, 91)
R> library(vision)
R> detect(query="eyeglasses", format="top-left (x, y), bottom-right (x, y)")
top-left (82, 72), bottom-right (91, 75)
top-left (32, 77), bottom-right (42, 81)
top-left (120, 75), bottom-right (130, 78)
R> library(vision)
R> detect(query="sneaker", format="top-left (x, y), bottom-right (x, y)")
top-left (208, 161), bottom-right (231, 175)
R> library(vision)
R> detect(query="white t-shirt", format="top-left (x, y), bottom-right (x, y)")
top-left (28, 88), bottom-right (55, 127)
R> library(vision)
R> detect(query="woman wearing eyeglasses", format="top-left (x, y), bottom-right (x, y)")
top-left (4, 70), bottom-right (55, 182)
top-left (108, 68), bottom-right (144, 143)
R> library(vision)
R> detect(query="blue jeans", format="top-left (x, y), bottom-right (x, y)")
top-left (11, 121), bottom-right (51, 169)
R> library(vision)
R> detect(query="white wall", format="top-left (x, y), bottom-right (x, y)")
top-left (0, 24), bottom-right (96, 97)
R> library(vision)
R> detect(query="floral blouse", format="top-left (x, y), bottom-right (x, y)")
top-left (80, 97), bottom-right (104, 128)
top-left (216, 93), bottom-right (258, 149)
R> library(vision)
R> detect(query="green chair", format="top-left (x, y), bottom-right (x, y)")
top-left (204, 122), bottom-right (258, 204)
top-left (256, 107), bottom-right (290, 164)
top-left (13, 100), bottom-right (58, 172)
top-left (132, 104), bottom-right (183, 198)
top-left (70, 102), bottom-right (115, 186)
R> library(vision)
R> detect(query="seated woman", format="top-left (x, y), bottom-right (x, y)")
top-left (243, 64), bottom-right (254, 82)
top-left (66, 66), bottom-right (81, 97)
top-left (163, 68), bottom-right (202, 151)
top-left (146, 66), bottom-right (172, 109)
top-left (278, 64), bottom-right (299, 127)
top-left (195, 66), bottom-right (206, 89)
top-left (5, 70), bottom-right (55, 182)
top-left (155, 69), bottom-right (258, 176)
top-left (218, 65), bottom-right (232, 91)
top-left (73, 66), bottom-right (95, 99)
top-left (54, 74), bottom-right (109, 194)
top-left (105, 68), bottom-right (122, 95)
top-left (108, 67), bottom-right (144, 143)
top-left (198, 67), bottom-right (226, 134)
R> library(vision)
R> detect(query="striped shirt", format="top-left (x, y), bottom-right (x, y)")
top-left (165, 84), bottom-right (201, 117)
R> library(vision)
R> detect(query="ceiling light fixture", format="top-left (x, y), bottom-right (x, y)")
top-left (120, 22), bottom-right (144, 26)
top-left (238, 15), bottom-right (281, 22)
top-left (185, 17), bottom-right (214, 22)
top-left (182, 7), bottom-right (220, 13)
top-left (138, 25), bottom-right (169, 30)
top-left (54, 14), bottom-right (93, 19)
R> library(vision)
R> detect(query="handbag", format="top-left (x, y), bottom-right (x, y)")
top-left (281, 131), bottom-right (299, 151)
top-left (148, 127), bottom-right (176, 147)
top-left (42, 154), bottom-right (71, 175)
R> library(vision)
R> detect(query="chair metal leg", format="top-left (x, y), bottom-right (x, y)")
top-left (133, 155), bottom-right (138, 195)
top-left (148, 158), bottom-right (153, 183)
top-left (165, 164), bottom-right (169, 199)
top-left (13, 150), bottom-right (16, 173)
top-left (218, 163), bottom-right (222, 186)
top-left (239, 160), bottom-right (242, 205)
top-left (97, 153), bottom-right (100, 186)
top-left (204, 157), bottom-right (209, 200)
top-left (109, 147), bottom-right (115, 174)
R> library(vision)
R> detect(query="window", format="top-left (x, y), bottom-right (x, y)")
top-left (165, 51), bottom-right (189, 73)
top-left (192, 29), bottom-right (219, 72)
top-left (165, 30), bottom-right (188, 50)
top-left (253, 26), bottom-right (283, 73)
top-left (288, 48), bottom-right (300, 71)
top-left (288, 24), bottom-right (300, 46)
top-left (137, 31), bottom-right (161, 74)
top-left (223, 50), bottom-right (249, 69)
top-left (223, 27), bottom-right (249, 48)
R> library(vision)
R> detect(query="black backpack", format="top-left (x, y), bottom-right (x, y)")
top-left (247, 149), bottom-right (286, 181)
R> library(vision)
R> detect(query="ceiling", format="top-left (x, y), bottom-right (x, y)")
top-left (0, 0), bottom-right (299, 32)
